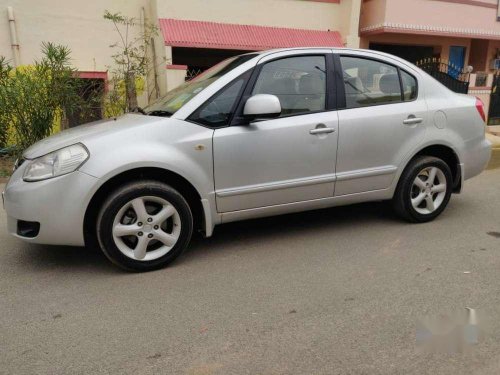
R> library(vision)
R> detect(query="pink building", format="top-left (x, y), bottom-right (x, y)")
top-left (359, 0), bottom-right (500, 124)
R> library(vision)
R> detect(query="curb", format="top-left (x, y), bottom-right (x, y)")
top-left (488, 148), bottom-right (500, 170)
top-left (486, 133), bottom-right (500, 170)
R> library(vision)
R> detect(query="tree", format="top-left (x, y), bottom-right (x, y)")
top-left (104, 10), bottom-right (159, 114)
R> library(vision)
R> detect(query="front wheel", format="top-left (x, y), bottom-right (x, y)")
top-left (96, 181), bottom-right (193, 271)
top-left (392, 156), bottom-right (453, 223)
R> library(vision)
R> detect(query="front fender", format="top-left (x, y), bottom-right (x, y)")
top-left (79, 120), bottom-right (215, 198)
top-left (79, 121), bottom-right (219, 238)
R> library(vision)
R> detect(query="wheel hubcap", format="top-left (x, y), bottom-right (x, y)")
top-left (112, 196), bottom-right (181, 261)
top-left (411, 166), bottom-right (447, 215)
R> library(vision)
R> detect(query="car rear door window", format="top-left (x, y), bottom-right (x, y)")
top-left (340, 56), bottom-right (402, 109)
top-left (252, 56), bottom-right (327, 116)
top-left (401, 70), bottom-right (418, 101)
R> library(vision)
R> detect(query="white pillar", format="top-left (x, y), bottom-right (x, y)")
top-left (341, 0), bottom-right (362, 48)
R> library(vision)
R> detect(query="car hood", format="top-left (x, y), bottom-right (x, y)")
top-left (23, 114), bottom-right (167, 159)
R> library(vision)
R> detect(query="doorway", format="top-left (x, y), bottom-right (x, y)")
top-left (172, 47), bottom-right (251, 80)
top-left (369, 43), bottom-right (435, 64)
top-left (449, 46), bottom-right (466, 78)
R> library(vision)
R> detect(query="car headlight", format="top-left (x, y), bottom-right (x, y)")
top-left (23, 144), bottom-right (89, 182)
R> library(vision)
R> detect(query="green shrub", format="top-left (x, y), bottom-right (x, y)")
top-left (0, 43), bottom-right (90, 154)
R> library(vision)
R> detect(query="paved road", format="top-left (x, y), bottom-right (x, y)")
top-left (1, 170), bottom-right (500, 375)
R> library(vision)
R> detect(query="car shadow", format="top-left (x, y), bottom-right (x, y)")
top-left (19, 243), bottom-right (119, 274)
top-left (179, 201), bottom-right (399, 265)
top-left (17, 201), bottom-right (403, 273)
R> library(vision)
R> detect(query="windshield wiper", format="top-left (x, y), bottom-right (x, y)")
top-left (148, 110), bottom-right (174, 117)
top-left (132, 107), bottom-right (147, 115)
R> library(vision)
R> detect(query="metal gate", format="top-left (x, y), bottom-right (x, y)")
top-left (488, 71), bottom-right (500, 125)
top-left (416, 58), bottom-right (470, 94)
top-left (185, 67), bottom-right (203, 81)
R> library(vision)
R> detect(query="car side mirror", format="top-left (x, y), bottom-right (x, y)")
top-left (243, 94), bottom-right (281, 121)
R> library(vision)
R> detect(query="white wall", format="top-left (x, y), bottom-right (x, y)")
top-left (166, 66), bottom-right (187, 91)
top-left (337, 0), bottom-right (361, 48)
top-left (0, 0), bottom-right (149, 71)
top-left (154, 0), bottom-right (343, 32)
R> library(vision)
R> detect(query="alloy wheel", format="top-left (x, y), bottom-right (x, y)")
top-left (112, 196), bottom-right (181, 261)
top-left (410, 166), bottom-right (447, 215)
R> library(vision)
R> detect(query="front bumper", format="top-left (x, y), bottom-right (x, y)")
top-left (3, 167), bottom-right (99, 246)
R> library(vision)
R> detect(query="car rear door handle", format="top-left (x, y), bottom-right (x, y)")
top-left (309, 127), bottom-right (336, 135)
top-left (403, 117), bottom-right (423, 125)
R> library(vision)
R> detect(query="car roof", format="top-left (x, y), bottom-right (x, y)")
top-left (256, 47), bottom-right (370, 55)
top-left (254, 47), bottom-right (419, 71)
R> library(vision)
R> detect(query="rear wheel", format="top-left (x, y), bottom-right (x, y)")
top-left (392, 156), bottom-right (453, 223)
top-left (97, 181), bottom-right (193, 271)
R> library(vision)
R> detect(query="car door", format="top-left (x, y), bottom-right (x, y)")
top-left (334, 53), bottom-right (427, 196)
top-left (212, 53), bottom-right (339, 213)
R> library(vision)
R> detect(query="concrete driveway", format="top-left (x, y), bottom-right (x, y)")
top-left (1, 169), bottom-right (500, 375)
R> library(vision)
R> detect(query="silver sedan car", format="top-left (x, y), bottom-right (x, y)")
top-left (2, 48), bottom-right (492, 271)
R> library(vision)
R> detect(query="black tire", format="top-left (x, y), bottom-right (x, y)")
top-left (392, 156), bottom-right (453, 223)
top-left (97, 180), bottom-right (193, 272)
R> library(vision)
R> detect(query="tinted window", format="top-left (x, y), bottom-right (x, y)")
top-left (340, 56), bottom-right (401, 108)
top-left (189, 75), bottom-right (246, 127)
top-left (252, 56), bottom-right (326, 116)
top-left (401, 70), bottom-right (418, 101)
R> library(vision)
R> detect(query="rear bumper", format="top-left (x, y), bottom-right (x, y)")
top-left (3, 169), bottom-right (98, 246)
top-left (462, 138), bottom-right (492, 181)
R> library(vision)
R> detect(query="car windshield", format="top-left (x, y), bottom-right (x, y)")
top-left (145, 53), bottom-right (258, 116)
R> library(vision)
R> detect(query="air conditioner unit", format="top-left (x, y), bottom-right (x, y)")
top-left (490, 58), bottom-right (500, 70)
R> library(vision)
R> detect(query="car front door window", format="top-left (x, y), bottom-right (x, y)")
top-left (189, 74), bottom-right (248, 127)
top-left (251, 55), bottom-right (327, 116)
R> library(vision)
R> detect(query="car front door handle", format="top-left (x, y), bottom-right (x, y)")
top-left (309, 127), bottom-right (336, 135)
top-left (403, 117), bottom-right (423, 125)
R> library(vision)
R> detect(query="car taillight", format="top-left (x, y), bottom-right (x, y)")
top-left (475, 97), bottom-right (486, 123)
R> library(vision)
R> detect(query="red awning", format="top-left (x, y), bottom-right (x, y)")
top-left (159, 18), bottom-right (343, 51)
